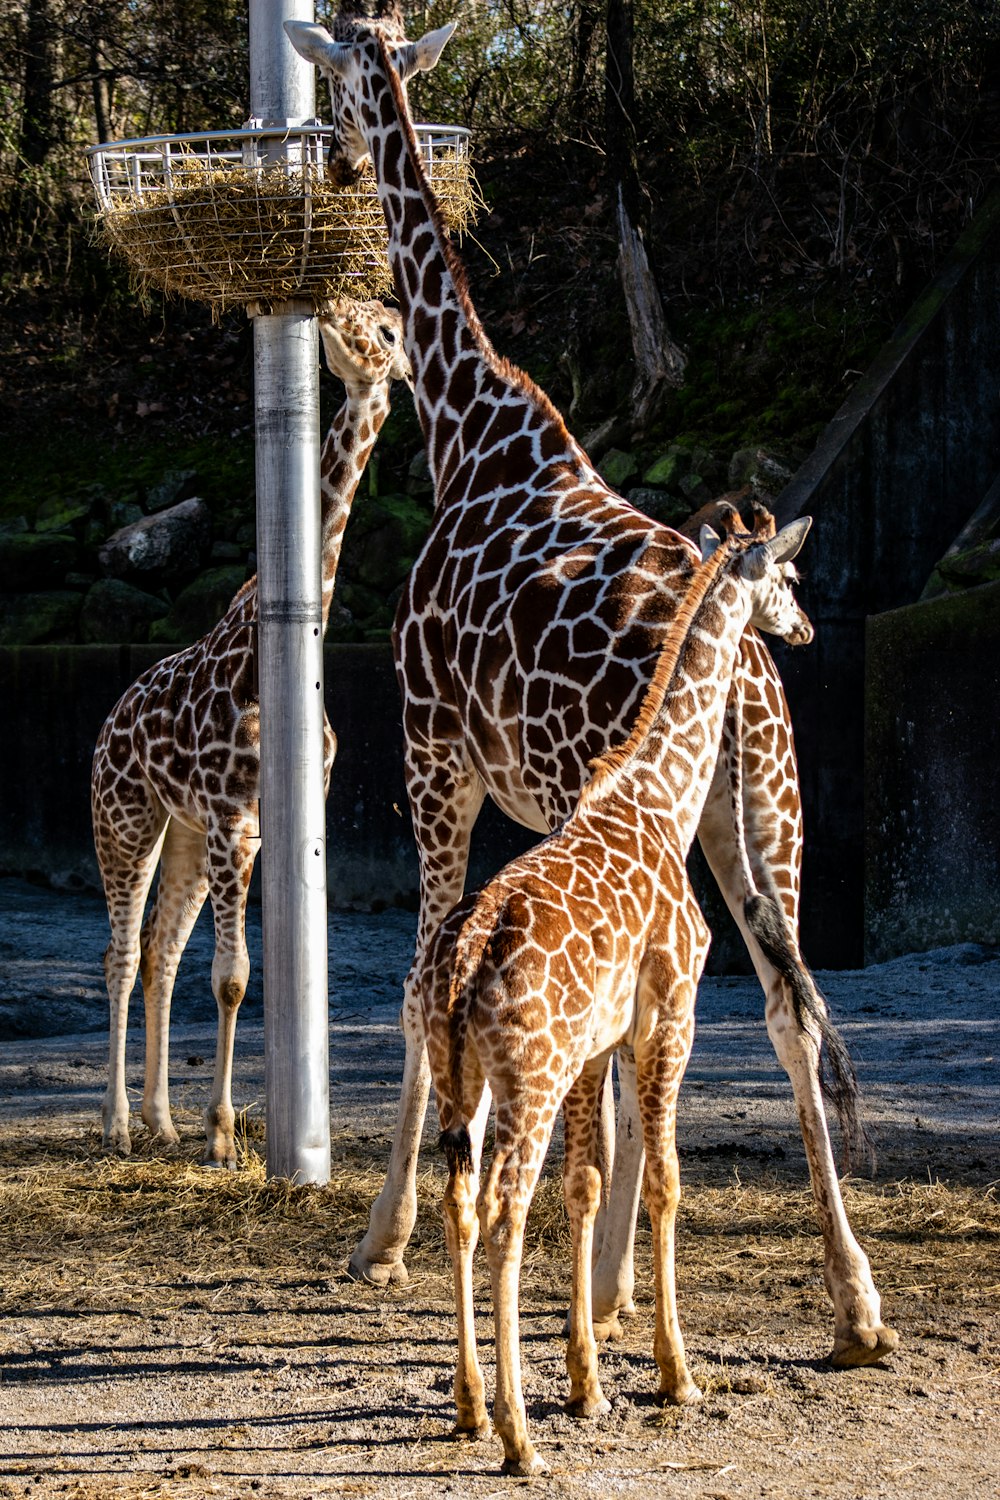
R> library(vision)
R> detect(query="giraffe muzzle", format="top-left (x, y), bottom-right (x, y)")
top-left (326, 146), bottom-right (362, 188)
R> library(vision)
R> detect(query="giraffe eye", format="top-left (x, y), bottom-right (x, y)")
top-left (378, 324), bottom-right (397, 346)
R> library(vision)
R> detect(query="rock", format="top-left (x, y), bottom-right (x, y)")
top-left (642, 446), bottom-right (690, 491)
top-left (149, 565), bottom-right (248, 644)
top-left (146, 469), bottom-right (199, 513)
top-left (0, 591), bottom-right (81, 645)
top-left (679, 471), bottom-right (711, 503)
top-left (108, 499), bottom-right (145, 531)
top-left (937, 537), bottom-right (1000, 589)
top-left (728, 445), bottom-right (794, 494)
top-left (625, 488), bottom-right (691, 529)
top-left (34, 495), bottom-right (94, 536)
top-left (0, 531), bottom-right (78, 592)
top-left (597, 448), bottom-right (639, 490)
top-left (98, 497), bottom-right (212, 586)
top-left (79, 579), bottom-right (170, 644)
top-left (406, 448), bottom-right (434, 498)
top-left (210, 540), bottom-right (244, 563)
top-left (344, 493), bottom-right (431, 598)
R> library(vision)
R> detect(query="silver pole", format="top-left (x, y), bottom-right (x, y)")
top-left (249, 0), bottom-right (331, 1184)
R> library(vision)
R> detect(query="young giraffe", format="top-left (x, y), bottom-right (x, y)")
top-left (421, 507), bottom-right (815, 1474)
top-left (285, 3), bottom-right (897, 1368)
top-left (91, 299), bottom-right (411, 1165)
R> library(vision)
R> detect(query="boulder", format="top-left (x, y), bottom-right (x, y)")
top-left (34, 495), bottom-right (94, 536)
top-left (624, 488), bottom-right (691, 529)
top-left (79, 579), bottom-right (170, 644)
top-left (937, 537), bottom-right (1000, 589)
top-left (406, 448), bottom-right (434, 499)
top-left (145, 468), bottom-right (199, 513)
top-left (0, 591), bottom-right (81, 645)
top-left (344, 493), bottom-right (432, 598)
top-left (597, 448), bottom-right (639, 490)
top-left (149, 565), bottom-right (248, 644)
top-left (727, 445), bottom-right (794, 494)
top-left (0, 530), bottom-right (78, 592)
top-left (642, 446), bottom-right (690, 491)
top-left (98, 497), bottom-right (212, 586)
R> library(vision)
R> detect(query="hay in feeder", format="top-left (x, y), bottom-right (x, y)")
top-left (92, 148), bottom-right (478, 312)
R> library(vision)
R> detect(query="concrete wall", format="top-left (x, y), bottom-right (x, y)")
top-left (864, 581), bottom-right (1000, 962)
top-left (775, 192), bottom-right (1000, 966)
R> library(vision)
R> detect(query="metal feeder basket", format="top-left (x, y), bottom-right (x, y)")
top-left (86, 122), bottom-right (475, 311)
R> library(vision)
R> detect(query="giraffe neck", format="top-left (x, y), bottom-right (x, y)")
top-left (318, 382), bottom-right (390, 625)
top-left (580, 552), bottom-right (753, 858)
top-left (361, 44), bottom-right (579, 500)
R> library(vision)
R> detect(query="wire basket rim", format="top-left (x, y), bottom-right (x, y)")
top-left (85, 121), bottom-right (470, 161)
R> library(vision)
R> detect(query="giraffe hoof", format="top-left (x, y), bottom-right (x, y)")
top-left (448, 1420), bottom-right (491, 1443)
top-left (102, 1133), bottom-right (132, 1158)
top-left (566, 1392), bottom-right (611, 1420)
top-left (655, 1380), bottom-right (702, 1408)
top-left (500, 1451), bottom-right (547, 1476)
top-left (346, 1253), bottom-right (409, 1288)
top-left (592, 1310), bottom-right (625, 1343)
top-left (201, 1155), bottom-right (238, 1172)
top-left (829, 1324), bottom-right (899, 1368)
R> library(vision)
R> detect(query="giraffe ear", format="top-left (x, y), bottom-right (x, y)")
top-left (699, 524), bottom-right (723, 562)
top-left (284, 20), bottom-right (351, 76)
top-left (396, 22), bottom-right (456, 80)
top-left (767, 516), bottom-right (812, 565)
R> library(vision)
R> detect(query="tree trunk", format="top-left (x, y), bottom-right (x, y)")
top-left (19, 0), bottom-right (58, 169)
top-left (605, 0), bottom-right (685, 433)
top-left (90, 35), bottom-right (113, 144)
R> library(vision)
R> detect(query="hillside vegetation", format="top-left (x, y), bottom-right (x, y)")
top-left (1, 0), bottom-right (997, 643)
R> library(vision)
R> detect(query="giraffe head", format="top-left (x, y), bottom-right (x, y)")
top-left (317, 297), bottom-right (413, 394)
top-left (700, 504), bottom-right (814, 646)
top-left (285, 4), bottom-right (455, 186)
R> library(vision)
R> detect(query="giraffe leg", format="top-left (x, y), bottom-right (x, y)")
top-left (591, 1046), bottom-right (643, 1340)
top-left (442, 1087), bottom-right (492, 1440)
top-left (563, 1066), bottom-right (611, 1419)
top-left (202, 823), bottom-right (257, 1169)
top-left (634, 959), bottom-right (702, 1408)
top-left (94, 792), bottom-right (168, 1156)
top-left (479, 1099), bottom-right (556, 1477)
top-left (697, 781), bottom-right (898, 1368)
top-left (138, 820), bottom-right (209, 1146)
top-left (348, 742), bottom-right (485, 1285)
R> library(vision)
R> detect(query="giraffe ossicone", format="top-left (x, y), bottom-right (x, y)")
top-left (421, 507), bottom-right (828, 1473)
top-left (91, 299), bottom-right (411, 1166)
top-left (286, 4), bottom-right (897, 1372)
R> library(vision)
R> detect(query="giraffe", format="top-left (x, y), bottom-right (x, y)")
top-left (285, 3), bottom-right (897, 1368)
top-left (91, 298), bottom-right (412, 1166)
top-left (420, 507), bottom-right (827, 1474)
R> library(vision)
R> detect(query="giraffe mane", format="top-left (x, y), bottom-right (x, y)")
top-left (577, 524), bottom-right (750, 812)
top-left (377, 38), bottom-right (573, 447)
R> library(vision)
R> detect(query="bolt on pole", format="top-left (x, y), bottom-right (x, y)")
top-left (249, 0), bottom-right (331, 1185)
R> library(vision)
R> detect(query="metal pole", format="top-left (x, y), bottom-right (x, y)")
top-left (249, 0), bottom-right (331, 1184)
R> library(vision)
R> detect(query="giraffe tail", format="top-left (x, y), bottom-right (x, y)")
top-left (437, 884), bottom-right (506, 1175)
top-left (743, 892), bottom-right (873, 1172)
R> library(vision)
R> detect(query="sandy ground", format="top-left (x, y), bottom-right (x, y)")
top-left (0, 877), bottom-right (998, 1499)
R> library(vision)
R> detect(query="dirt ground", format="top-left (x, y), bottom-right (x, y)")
top-left (0, 879), bottom-right (998, 1500)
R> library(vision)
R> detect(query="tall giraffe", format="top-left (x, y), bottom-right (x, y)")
top-left (420, 507), bottom-right (834, 1474)
top-left (92, 299), bottom-right (411, 1166)
top-left (285, 4), bottom-right (897, 1368)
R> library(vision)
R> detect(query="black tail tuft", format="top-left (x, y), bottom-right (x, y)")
top-left (439, 1124), bottom-right (475, 1175)
top-left (744, 894), bottom-right (873, 1173)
